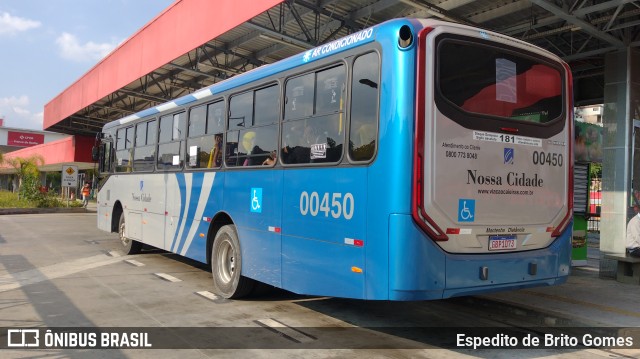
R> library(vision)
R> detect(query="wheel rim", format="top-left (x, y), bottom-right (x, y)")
top-left (119, 221), bottom-right (130, 247)
top-left (216, 238), bottom-right (235, 284)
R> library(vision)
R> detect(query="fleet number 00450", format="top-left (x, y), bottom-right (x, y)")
top-left (299, 191), bottom-right (354, 220)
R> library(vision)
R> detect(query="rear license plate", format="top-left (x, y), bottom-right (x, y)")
top-left (488, 235), bottom-right (517, 251)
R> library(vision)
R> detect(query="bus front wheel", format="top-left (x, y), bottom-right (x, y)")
top-left (118, 212), bottom-right (142, 255)
top-left (211, 225), bottom-right (255, 298)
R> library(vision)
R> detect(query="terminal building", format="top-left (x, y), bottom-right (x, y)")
top-left (0, 0), bottom-right (638, 272)
top-left (0, 119), bottom-right (68, 154)
top-left (0, 119), bottom-right (72, 191)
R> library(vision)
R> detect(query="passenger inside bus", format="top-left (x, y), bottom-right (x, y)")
top-left (262, 151), bottom-right (276, 166)
top-left (207, 134), bottom-right (223, 168)
top-left (282, 123), bottom-right (317, 164)
top-left (240, 131), bottom-right (270, 166)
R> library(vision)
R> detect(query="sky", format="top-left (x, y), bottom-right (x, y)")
top-left (0, 0), bottom-right (175, 130)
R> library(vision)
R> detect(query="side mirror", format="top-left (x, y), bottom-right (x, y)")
top-left (91, 146), bottom-right (100, 162)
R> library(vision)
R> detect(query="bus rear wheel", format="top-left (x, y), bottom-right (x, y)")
top-left (118, 212), bottom-right (142, 255)
top-left (211, 225), bottom-right (255, 298)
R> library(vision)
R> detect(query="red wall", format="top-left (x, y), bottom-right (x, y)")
top-left (44, 0), bottom-right (283, 130)
top-left (0, 135), bottom-right (94, 167)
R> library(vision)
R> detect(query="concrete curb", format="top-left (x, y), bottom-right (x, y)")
top-left (0, 207), bottom-right (91, 215)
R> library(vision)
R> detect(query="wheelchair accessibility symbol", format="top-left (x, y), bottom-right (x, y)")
top-left (458, 199), bottom-right (475, 222)
top-left (250, 188), bottom-right (262, 213)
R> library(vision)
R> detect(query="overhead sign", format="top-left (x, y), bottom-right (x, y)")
top-left (62, 165), bottom-right (78, 188)
top-left (7, 131), bottom-right (45, 147)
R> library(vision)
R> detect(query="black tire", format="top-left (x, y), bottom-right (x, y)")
top-left (211, 225), bottom-right (255, 298)
top-left (118, 212), bottom-right (142, 255)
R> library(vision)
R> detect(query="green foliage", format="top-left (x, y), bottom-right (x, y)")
top-left (34, 192), bottom-right (72, 208)
top-left (6, 154), bottom-right (45, 199)
top-left (589, 163), bottom-right (602, 179)
top-left (19, 172), bottom-right (40, 201)
top-left (0, 189), bottom-right (83, 208)
top-left (46, 172), bottom-right (61, 189)
top-left (0, 190), bottom-right (32, 208)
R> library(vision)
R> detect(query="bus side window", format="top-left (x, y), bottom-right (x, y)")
top-left (227, 85), bottom-right (279, 167)
top-left (282, 65), bottom-right (345, 166)
top-left (281, 122), bottom-right (306, 164)
top-left (133, 120), bottom-right (156, 172)
top-left (115, 127), bottom-right (133, 172)
top-left (285, 74), bottom-right (313, 120)
top-left (185, 101), bottom-right (226, 169)
top-left (157, 112), bottom-right (185, 170)
top-left (349, 52), bottom-right (380, 162)
top-left (187, 104), bottom-right (210, 169)
top-left (207, 101), bottom-right (225, 168)
top-left (315, 65), bottom-right (345, 116)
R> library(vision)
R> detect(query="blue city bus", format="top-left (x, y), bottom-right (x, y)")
top-left (96, 18), bottom-right (573, 300)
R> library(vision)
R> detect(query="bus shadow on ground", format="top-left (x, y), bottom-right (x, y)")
top-left (132, 249), bottom-right (600, 354)
top-left (154, 250), bottom-right (312, 300)
top-left (288, 296), bottom-right (593, 355)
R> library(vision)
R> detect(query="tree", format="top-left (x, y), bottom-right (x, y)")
top-left (6, 154), bottom-right (44, 199)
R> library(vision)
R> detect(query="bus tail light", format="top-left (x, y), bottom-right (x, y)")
top-left (412, 27), bottom-right (448, 242)
top-left (551, 62), bottom-right (574, 238)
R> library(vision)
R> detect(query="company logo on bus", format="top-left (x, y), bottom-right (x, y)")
top-left (504, 148), bottom-right (514, 165)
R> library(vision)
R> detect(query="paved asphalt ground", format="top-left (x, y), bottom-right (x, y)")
top-left (0, 211), bottom-right (638, 358)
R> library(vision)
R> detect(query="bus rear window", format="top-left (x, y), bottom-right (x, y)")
top-left (437, 39), bottom-right (562, 124)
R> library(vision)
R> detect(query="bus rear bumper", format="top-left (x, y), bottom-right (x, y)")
top-left (439, 228), bottom-right (571, 299)
top-left (389, 276), bottom-right (567, 301)
top-left (440, 276), bottom-right (568, 299)
top-left (388, 214), bottom-right (571, 301)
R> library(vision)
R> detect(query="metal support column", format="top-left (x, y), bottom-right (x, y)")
top-left (600, 47), bottom-right (640, 275)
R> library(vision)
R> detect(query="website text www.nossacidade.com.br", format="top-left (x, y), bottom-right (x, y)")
top-left (478, 188), bottom-right (534, 196)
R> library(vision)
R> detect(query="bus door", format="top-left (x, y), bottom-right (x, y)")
top-left (164, 173), bottom-right (180, 252)
top-left (134, 174), bottom-right (165, 250)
